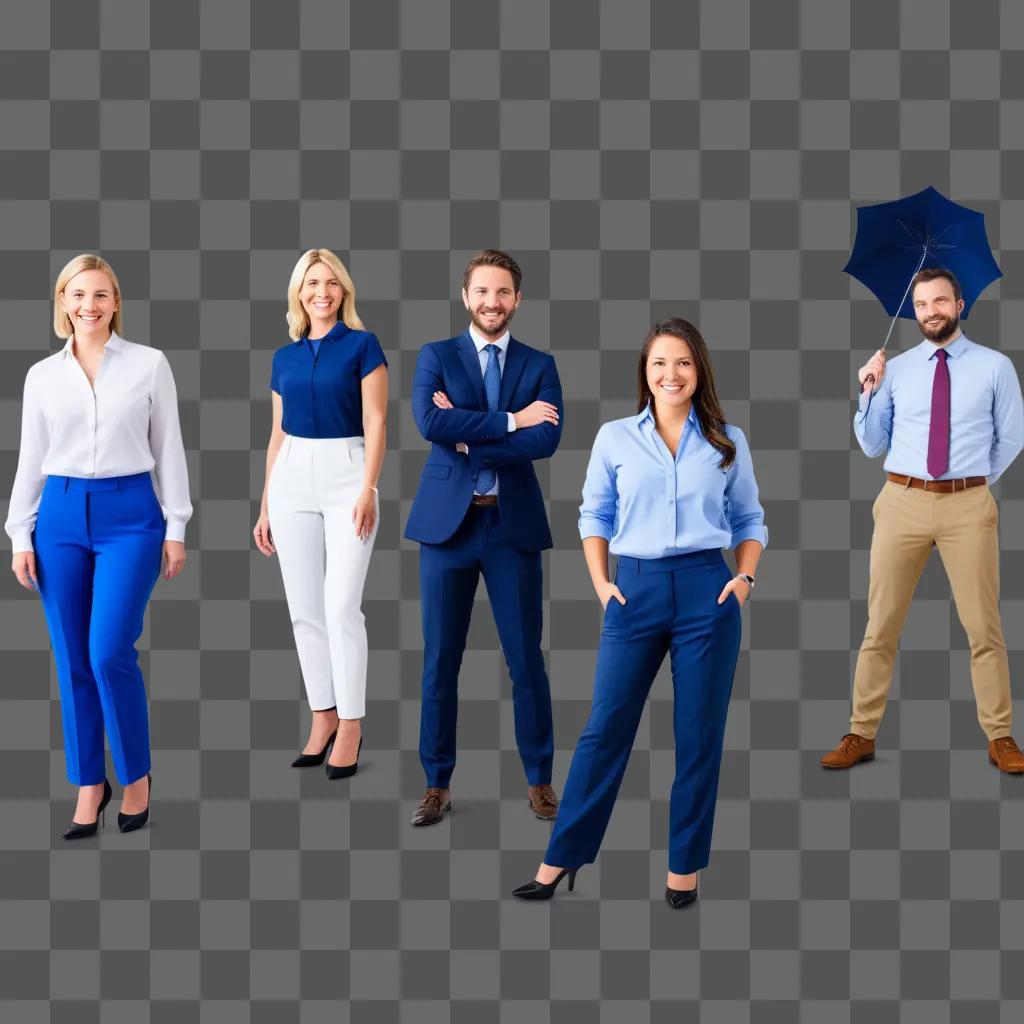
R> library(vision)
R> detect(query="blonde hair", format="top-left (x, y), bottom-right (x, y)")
top-left (53, 253), bottom-right (123, 339)
top-left (286, 249), bottom-right (365, 340)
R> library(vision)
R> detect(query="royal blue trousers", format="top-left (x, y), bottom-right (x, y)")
top-left (545, 550), bottom-right (742, 875)
top-left (418, 505), bottom-right (554, 789)
top-left (34, 473), bottom-right (164, 787)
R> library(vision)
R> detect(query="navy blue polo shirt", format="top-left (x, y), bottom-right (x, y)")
top-left (270, 321), bottom-right (388, 438)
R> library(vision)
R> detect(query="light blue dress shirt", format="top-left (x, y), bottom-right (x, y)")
top-left (854, 334), bottom-right (1024, 483)
top-left (579, 405), bottom-right (768, 560)
top-left (467, 325), bottom-right (517, 496)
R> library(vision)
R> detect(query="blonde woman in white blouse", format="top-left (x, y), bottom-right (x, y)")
top-left (6, 254), bottom-right (192, 839)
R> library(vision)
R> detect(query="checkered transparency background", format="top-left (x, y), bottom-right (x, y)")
top-left (2, 0), bottom-right (1024, 1020)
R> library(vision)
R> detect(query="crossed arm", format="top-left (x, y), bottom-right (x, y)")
top-left (413, 345), bottom-right (563, 468)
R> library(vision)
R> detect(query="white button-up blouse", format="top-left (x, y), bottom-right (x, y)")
top-left (5, 332), bottom-right (192, 552)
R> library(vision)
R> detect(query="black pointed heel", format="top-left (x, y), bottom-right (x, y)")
top-left (326, 736), bottom-right (362, 780)
top-left (512, 867), bottom-right (579, 900)
top-left (118, 773), bottom-right (152, 834)
top-left (292, 730), bottom-right (337, 768)
top-left (665, 884), bottom-right (698, 909)
top-left (63, 779), bottom-right (113, 840)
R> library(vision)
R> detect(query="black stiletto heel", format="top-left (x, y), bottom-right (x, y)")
top-left (664, 884), bottom-right (698, 909)
top-left (512, 867), bottom-right (579, 900)
top-left (326, 737), bottom-right (362, 780)
top-left (63, 779), bottom-right (112, 840)
top-left (117, 773), bottom-right (152, 834)
top-left (291, 730), bottom-right (337, 768)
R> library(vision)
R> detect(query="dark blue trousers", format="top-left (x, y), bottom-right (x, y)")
top-left (34, 474), bottom-right (165, 787)
top-left (418, 505), bottom-right (554, 789)
top-left (545, 550), bottom-right (742, 875)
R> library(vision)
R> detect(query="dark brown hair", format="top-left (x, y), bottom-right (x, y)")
top-left (911, 266), bottom-right (962, 303)
top-left (462, 249), bottom-right (523, 294)
top-left (638, 318), bottom-right (737, 470)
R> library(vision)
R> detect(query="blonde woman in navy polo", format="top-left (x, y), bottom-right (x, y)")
top-left (253, 249), bottom-right (388, 778)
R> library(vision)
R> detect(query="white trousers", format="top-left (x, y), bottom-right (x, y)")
top-left (267, 435), bottom-right (377, 718)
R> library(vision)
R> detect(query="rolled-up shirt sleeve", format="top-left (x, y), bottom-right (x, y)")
top-left (853, 373), bottom-right (894, 459)
top-left (578, 425), bottom-right (618, 542)
top-left (149, 353), bottom-right (193, 543)
top-left (5, 366), bottom-right (48, 553)
top-left (724, 426), bottom-right (768, 549)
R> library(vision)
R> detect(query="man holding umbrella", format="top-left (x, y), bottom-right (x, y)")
top-left (822, 267), bottom-right (1024, 772)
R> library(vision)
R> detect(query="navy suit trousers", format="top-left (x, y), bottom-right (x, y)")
top-left (418, 505), bottom-right (554, 789)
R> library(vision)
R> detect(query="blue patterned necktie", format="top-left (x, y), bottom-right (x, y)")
top-left (477, 344), bottom-right (501, 494)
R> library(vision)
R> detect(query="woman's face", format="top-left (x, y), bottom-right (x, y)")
top-left (60, 269), bottom-right (117, 339)
top-left (646, 334), bottom-right (698, 411)
top-left (300, 262), bottom-right (343, 328)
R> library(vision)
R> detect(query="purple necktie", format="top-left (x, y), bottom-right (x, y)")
top-left (927, 349), bottom-right (950, 478)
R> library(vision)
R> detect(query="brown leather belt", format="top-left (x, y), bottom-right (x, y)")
top-left (471, 494), bottom-right (498, 507)
top-left (886, 472), bottom-right (986, 493)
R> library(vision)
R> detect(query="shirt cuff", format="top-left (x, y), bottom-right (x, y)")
top-left (731, 524), bottom-right (768, 550)
top-left (164, 519), bottom-right (187, 544)
top-left (506, 412), bottom-right (516, 432)
top-left (10, 530), bottom-right (34, 554)
top-left (579, 518), bottom-right (613, 542)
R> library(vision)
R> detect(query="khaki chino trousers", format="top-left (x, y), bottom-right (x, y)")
top-left (851, 480), bottom-right (1013, 741)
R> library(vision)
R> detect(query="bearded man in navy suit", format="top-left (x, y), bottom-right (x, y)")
top-left (405, 250), bottom-right (564, 826)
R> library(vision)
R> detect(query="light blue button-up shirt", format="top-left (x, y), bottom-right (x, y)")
top-left (579, 405), bottom-right (768, 560)
top-left (854, 334), bottom-right (1024, 483)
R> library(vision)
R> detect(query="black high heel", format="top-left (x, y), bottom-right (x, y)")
top-left (326, 736), bottom-right (362, 780)
top-left (512, 867), bottom-right (579, 900)
top-left (664, 884), bottom-right (698, 909)
top-left (292, 730), bottom-right (337, 768)
top-left (63, 779), bottom-right (112, 840)
top-left (117, 773), bottom-right (152, 834)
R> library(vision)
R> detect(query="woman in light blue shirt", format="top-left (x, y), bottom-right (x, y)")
top-left (513, 318), bottom-right (767, 907)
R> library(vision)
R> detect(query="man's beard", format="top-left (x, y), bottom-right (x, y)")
top-left (471, 306), bottom-right (515, 338)
top-left (918, 311), bottom-right (959, 343)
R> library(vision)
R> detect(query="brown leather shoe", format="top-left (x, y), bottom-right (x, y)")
top-left (410, 788), bottom-right (451, 826)
top-left (989, 736), bottom-right (1024, 774)
top-left (820, 733), bottom-right (875, 769)
top-left (528, 783), bottom-right (559, 820)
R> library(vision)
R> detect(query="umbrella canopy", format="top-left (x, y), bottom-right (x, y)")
top-left (843, 186), bottom-right (1001, 322)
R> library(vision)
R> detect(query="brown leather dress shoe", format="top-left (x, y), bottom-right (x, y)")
top-left (528, 783), bottom-right (559, 820)
top-left (410, 788), bottom-right (451, 826)
top-left (820, 733), bottom-right (875, 769)
top-left (989, 736), bottom-right (1024, 773)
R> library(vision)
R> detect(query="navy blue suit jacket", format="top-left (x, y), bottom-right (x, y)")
top-left (404, 331), bottom-right (563, 551)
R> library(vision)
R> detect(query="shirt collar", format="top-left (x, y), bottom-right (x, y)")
top-left (636, 402), bottom-right (700, 431)
top-left (306, 320), bottom-right (349, 344)
top-left (921, 333), bottom-right (968, 360)
top-left (468, 324), bottom-right (510, 353)
top-left (62, 330), bottom-right (125, 357)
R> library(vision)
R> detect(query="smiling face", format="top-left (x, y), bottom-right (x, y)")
top-left (646, 334), bottom-right (698, 415)
top-left (59, 269), bottom-right (118, 341)
top-left (300, 262), bottom-right (343, 334)
top-left (462, 265), bottom-right (521, 339)
top-left (912, 276), bottom-right (963, 344)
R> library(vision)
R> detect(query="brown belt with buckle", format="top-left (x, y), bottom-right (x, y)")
top-left (886, 472), bottom-right (986, 493)
top-left (471, 494), bottom-right (498, 507)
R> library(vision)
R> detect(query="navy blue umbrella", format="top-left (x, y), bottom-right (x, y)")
top-left (843, 185), bottom-right (1002, 353)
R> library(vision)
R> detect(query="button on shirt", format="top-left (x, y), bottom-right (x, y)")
top-left (270, 321), bottom-right (388, 438)
top-left (467, 324), bottom-right (518, 496)
top-left (579, 405), bottom-right (769, 560)
top-left (5, 332), bottom-right (193, 552)
top-left (854, 335), bottom-right (1024, 482)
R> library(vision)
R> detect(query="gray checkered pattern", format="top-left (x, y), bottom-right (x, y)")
top-left (1, 0), bottom-right (1024, 1019)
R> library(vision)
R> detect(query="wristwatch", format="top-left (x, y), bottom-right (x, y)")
top-left (736, 574), bottom-right (755, 589)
